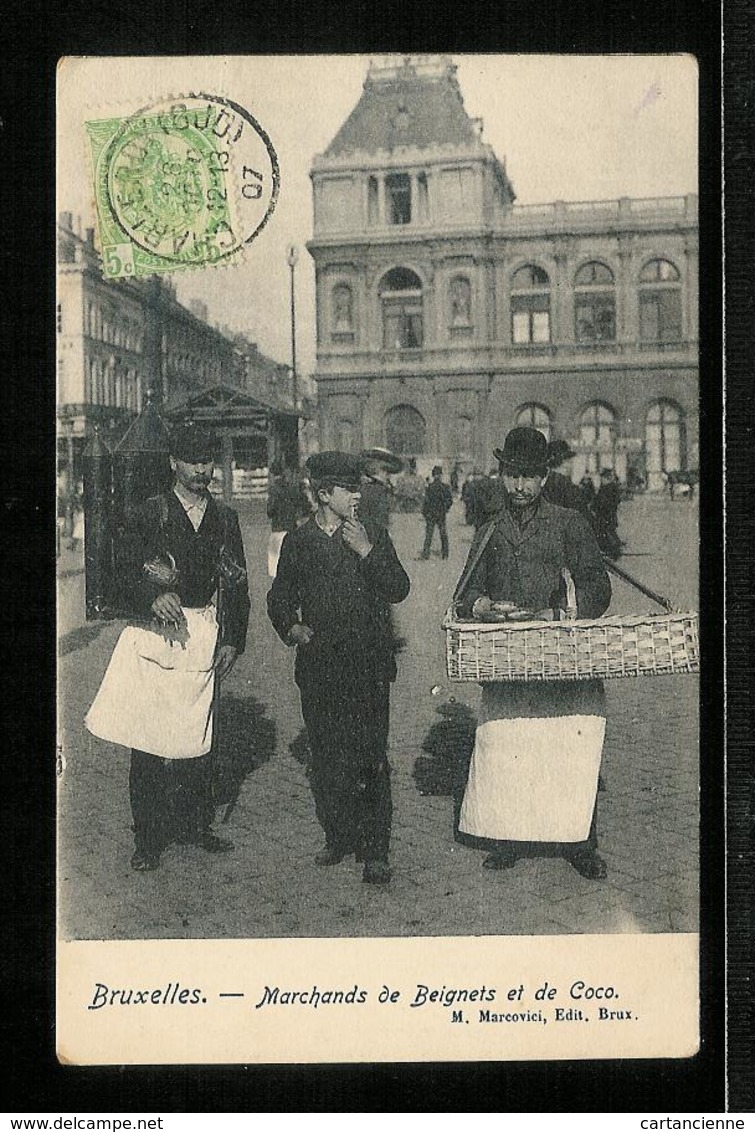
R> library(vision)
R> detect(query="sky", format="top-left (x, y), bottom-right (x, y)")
top-left (58, 54), bottom-right (698, 381)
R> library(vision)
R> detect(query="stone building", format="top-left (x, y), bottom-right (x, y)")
top-left (308, 55), bottom-right (698, 490)
top-left (57, 214), bottom-right (299, 502)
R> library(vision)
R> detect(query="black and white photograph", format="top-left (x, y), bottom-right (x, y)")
top-left (55, 52), bottom-right (703, 1066)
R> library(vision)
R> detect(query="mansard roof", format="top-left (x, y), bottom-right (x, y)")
top-left (325, 57), bottom-right (483, 157)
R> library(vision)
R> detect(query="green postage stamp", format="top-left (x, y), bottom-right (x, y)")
top-left (86, 93), bottom-right (279, 278)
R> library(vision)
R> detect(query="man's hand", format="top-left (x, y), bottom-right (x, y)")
top-left (288, 623), bottom-right (315, 646)
top-left (214, 644), bottom-right (238, 681)
top-left (342, 518), bottom-right (373, 559)
top-left (151, 592), bottom-right (185, 626)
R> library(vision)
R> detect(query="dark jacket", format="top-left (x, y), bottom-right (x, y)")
top-left (422, 479), bottom-right (453, 521)
top-left (358, 478), bottom-right (394, 528)
top-left (267, 516), bottom-right (410, 686)
top-left (121, 491), bottom-right (251, 653)
top-left (543, 471), bottom-right (593, 518)
top-left (456, 498), bottom-right (610, 620)
top-left (267, 477), bottom-right (309, 533)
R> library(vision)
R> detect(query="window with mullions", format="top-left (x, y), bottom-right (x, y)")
top-left (579, 402), bottom-right (617, 474)
top-left (511, 265), bottom-right (551, 344)
top-left (639, 259), bottom-right (682, 342)
top-left (380, 267), bottom-right (423, 350)
top-left (386, 173), bottom-right (411, 225)
top-left (574, 262), bottom-right (616, 342)
top-left (515, 403), bottom-right (552, 441)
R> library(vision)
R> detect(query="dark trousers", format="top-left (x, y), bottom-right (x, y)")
top-left (299, 677), bottom-right (392, 862)
top-left (421, 516), bottom-right (449, 559)
top-left (129, 749), bottom-right (214, 856)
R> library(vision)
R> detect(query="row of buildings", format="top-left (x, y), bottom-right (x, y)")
top-left (57, 215), bottom-right (302, 502)
top-left (58, 55), bottom-right (699, 503)
top-left (308, 55), bottom-right (699, 491)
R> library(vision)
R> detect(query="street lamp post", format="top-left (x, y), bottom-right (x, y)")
top-left (286, 245), bottom-right (299, 464)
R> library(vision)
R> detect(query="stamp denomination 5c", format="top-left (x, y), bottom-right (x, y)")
top-left (86, 93), bottom-right (279, 278)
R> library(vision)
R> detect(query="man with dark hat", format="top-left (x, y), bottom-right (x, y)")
top-left (452, 426), bottom-right (612, 880)
top-left (86, 422), bottom-right (250, 872)
top-left (418, 465), bottom-right (453, 559)
top-left (543, 438), bottom-right (593, 518)
top-left (267, 451), bottom-right (410, 885)
top-left (359, 447), bottom-right (404, 528)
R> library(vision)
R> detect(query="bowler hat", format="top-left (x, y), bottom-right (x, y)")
top-left (546, 438), bottom-right (576, 467)
top-left (169, 423), bottom-right (217, 463)
top-left (306, 451), bottom-right (363, 490)
top-left (361, 447), bottom-right (404, 474)
top-left (493, 427), bottom-right (548, 475)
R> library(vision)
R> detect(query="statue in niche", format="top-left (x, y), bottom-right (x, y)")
top-left (450, 277), bottom-right (471, 326)
top-left (333, 285), bottom-right (353, 332)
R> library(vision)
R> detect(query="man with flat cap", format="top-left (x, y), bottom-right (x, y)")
top-left (452, 426), bottom-right (612, 880)
top-left (267, 451), bottom-right (410, 885)
top-left (86, 423), bottom-right (250, 871)
top-left (359, 447), bottom-right (404, 529)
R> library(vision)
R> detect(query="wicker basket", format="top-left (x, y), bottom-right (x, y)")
top-left (443, 608), bottom-right (700, 683)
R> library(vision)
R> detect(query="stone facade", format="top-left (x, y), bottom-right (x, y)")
top-left (57, 214), bottom-right (297, 490)
top-left (308, 56), bottom-right (698, 490)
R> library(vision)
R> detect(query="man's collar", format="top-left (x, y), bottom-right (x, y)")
top-left (173, 483), bottom-right (209, 511)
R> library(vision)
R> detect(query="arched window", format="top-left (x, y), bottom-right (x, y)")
top-left (645, 400), bottom-right (685, 491)
top-left (515, 403), bottom-right (552, 440)
top-left (639, 259), bottom-right (682, 342)
top-left (511, 264), bottom-right (550, 344)
top-left (579, 402), bottom-right (617, 474)
top-left (332, 284), bottom-right (354, 335)
top-left (385, 404), bottom-right (427, 455)
top-left (575, 261), bottom-right (616, 342)
top-left (380, 267), bottom-right (423, 350)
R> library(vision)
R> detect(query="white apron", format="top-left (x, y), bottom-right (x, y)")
top-left (85, 605), bottom-right (218, 759)
top-left (459, 683), bottom-right (605, 843)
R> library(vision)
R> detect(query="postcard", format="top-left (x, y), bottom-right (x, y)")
top-left (56, 53), bottom-right (701, 1066)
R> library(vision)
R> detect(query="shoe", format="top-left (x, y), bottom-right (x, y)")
top-left (194, 831), bottom-right (234, 854)
top-left (483, 850), bottom-right (518, 870)
top-left (568, 850), bottom-right (607, 880)
top-left (314, 846), bottom-right (349, 866)
top-left (130, 851), bottom-right (160, 872)
top-left (362, 860), bottom-right (392, 885)
top-left (416, 555), bottom-right (429, 561)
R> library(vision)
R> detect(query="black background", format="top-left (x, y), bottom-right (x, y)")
top-left (2, 0), bottom-right (746, 1112)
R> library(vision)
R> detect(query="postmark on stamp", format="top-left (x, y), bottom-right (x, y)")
top-left (86, 93), bottom-right (279, 278)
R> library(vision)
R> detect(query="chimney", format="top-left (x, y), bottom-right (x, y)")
top-left (85, 228), bottom-right (96, 248)
top-left (59, 211), bottom-right (73, 231)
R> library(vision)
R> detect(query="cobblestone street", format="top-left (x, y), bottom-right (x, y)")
top-left (57, 494), bottom-right (699, 940)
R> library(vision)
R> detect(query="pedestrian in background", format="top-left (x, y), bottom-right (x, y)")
top-left (593, 468), bottom-right (623, 558)
top-left (266, 463), bottom-right (310, 578)
top-left (461, 468), bottom-right (485, 527)
top-left (267, 452), bottom-right (410, 885)
top-left (419, 465), bottom-right (453, 559)
top-left (359, 447), bottom-right (403, 528)
top-left (543, 439), bottom-right (592, 518)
